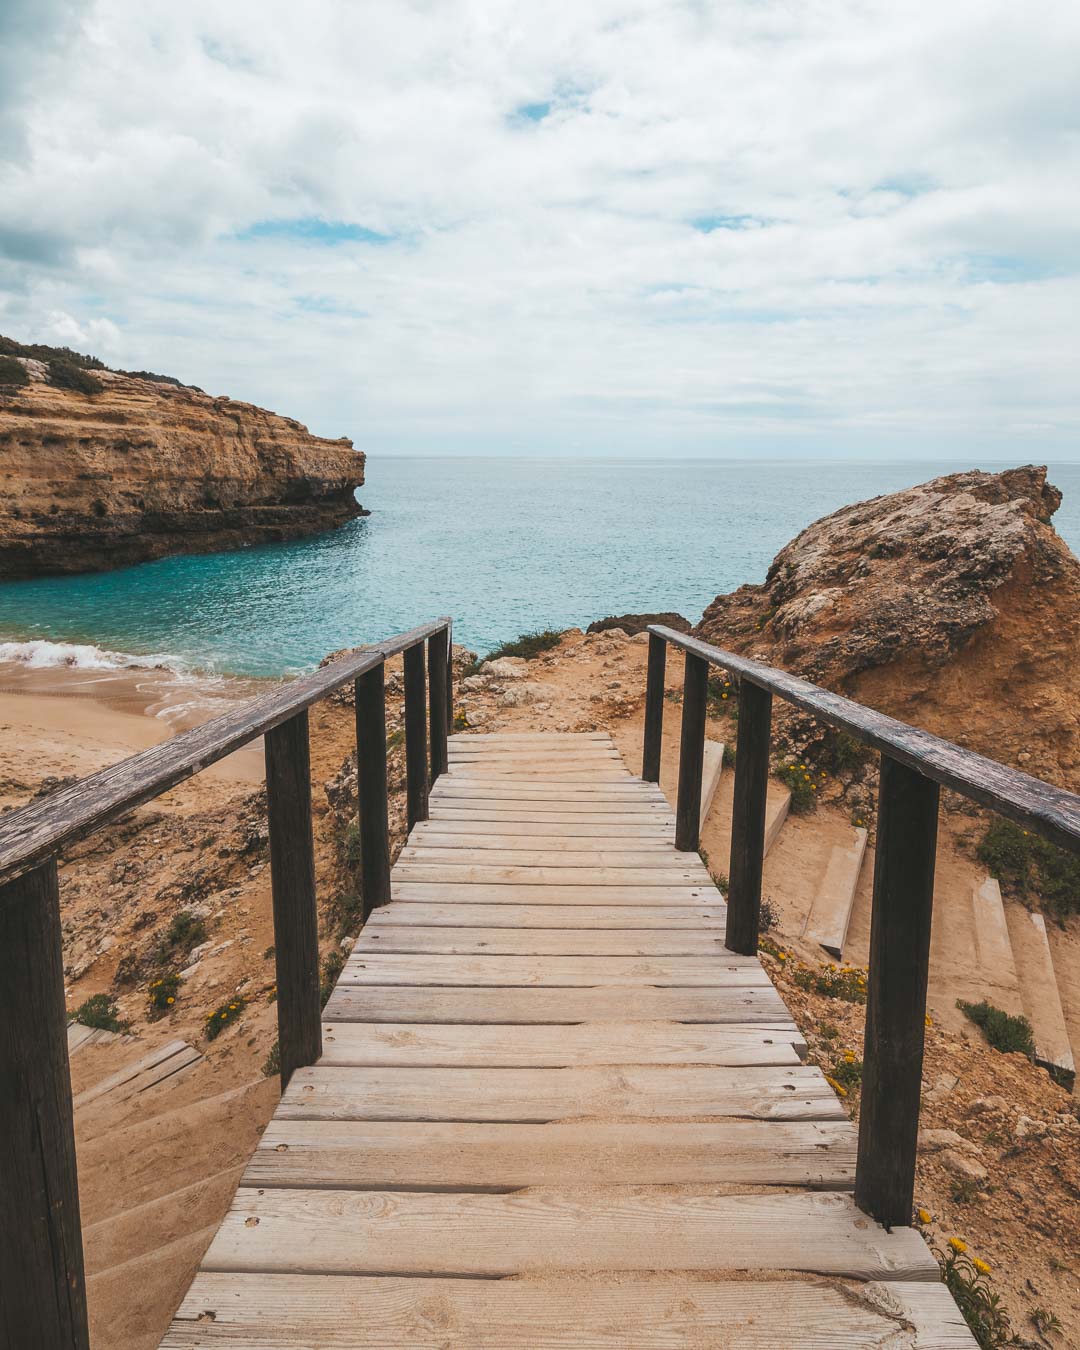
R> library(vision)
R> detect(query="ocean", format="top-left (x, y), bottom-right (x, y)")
top-left (2, 458), bottom-right (1078, 679)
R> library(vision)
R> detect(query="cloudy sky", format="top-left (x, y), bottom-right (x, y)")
top-left (2, 0), bottom-right (1079, 458)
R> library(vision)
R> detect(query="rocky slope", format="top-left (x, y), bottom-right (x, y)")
top-left (698, 465), bottom-right (1080, 792)
top-left (0, 359), bottom-right (365, 576)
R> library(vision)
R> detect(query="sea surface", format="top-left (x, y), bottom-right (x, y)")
top-left (2, 458), bottom-right (1078, 679)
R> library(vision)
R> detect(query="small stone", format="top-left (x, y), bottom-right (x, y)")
top-left (340, 936), bottom-right (355, 953)
top-left (968, 1095), bottom-right (1008, 1115)
top-left (919, 1128), bottom-right (970, 1154)
top-left (939, 1150), bottom-right (988, 1184)
top-left (480, 658), bottom-right (529, 680)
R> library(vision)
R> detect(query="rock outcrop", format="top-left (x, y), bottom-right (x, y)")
top-left (0, 364), bottom-right (365, 576)
top-left (698, 466), bottom-right (1080, 790)
top-left (587, 611), bottom-right (691, 637)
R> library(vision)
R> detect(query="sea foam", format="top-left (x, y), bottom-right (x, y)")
top-left (0, 638), bottom-right (189, 673)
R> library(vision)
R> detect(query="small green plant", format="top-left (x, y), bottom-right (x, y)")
top-left (977, 819), bottom-right (1080, 917)
top-left (830, 1051), bottom-right (863, 1092)
top-left (147, 972), bottom-right (181, 1018)
top-left (758, 896), bottom-right (779, 933)
top-left (1030, 1306), bottom-right (1062, 1338)
top-left (152, 910), bottom-right (207, 966)
top-left (706, 673), bottom-right (736, 716)
top-left (775, 758), bottom-right (826, 813)
top-left (0, 355), bottom-right (29, 388)
top-left (70, 992), bottom-right (129, 1033)
top-left (328, 882), bottom-right (363, 939)
top-left (957, 999), bottom-right (1035, 1058)
top-left (485, 629), bottom-right (563, 661)
top-left (335, 817), bottom-right (362, 869)
top-left (819, 1023), bottom-right (840, 1041)
top-left (49, 358), bottom-right (103, 395)
top-left (822, 730), bottom-right (871, 775)
top-left (951, 1177), bottom-right (982, 1205)
top-left (452, 709), bottom-right (469, 731)
top-left (722, 743), bottom-right (736, 768)
top-left (386, 727), bottom-right (404, 750)
top-left (933, 1238), bottom-right (1017, 1349)
top-left (263, 1040), bottom-right (281, 1078)
top-left (205, 996), bottom-right (246, 1040)
top-left (793, 961), bottom-right (868, 1004)
top-left (320, 948), bottom-right (346, 1007)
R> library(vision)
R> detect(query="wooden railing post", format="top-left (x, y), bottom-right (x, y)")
top-left (675, 652), bottom-right (708, 852)
top-left (445, 620), bottom-right (454, 730)
top-left (428, 627), bottom-right (449, 782)
top-left (642, 633), bottom-right (666, 783)
top-left (265, 710), bottom-right (322, 1090)
top-left (855, 754), bottom-right (939, 1228)
top-left (355, 662), bottom-right (391, 914)
top-left (725, 679), bottom-right (772, 955)
top-left (0, 859), bottom-right (90, 1350)
top-left (403, 642), bottom-right (429, 828)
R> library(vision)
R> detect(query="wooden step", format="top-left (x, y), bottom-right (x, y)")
top-left (366, 902), bottom-right (727, 928)
top-left (1007, 905), bottom-right (1075, 1085)
top-left (970, 878), bottom-right (1023, 1015)
top-left (339, 953), bottom-right (767, 987)
top-left (803, 828), bottom-right (867, 958)
top-left (391, 882), bottom-right (715, 903)
top-left (764, 788), bottom-right (791, 856)
top-left (355, 926), bottom-right (730, 957)
top-left (699, 739), bottom-right (725, 829)
top-left (393, 865), bottom-right (710, 887)
top-left (407, 832), bottom-right (674, 851)
top-left (72, 1040), bottom-right (202, 1111)
top-left (413, 818), bottom-right (674, 838)
top-left (399, 847), bottom-right (701, 868)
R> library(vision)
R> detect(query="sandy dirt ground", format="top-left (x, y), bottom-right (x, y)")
top-left (3, 631), bottom-right (1078, 1347)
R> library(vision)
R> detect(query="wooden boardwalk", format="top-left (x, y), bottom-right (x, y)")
top-left (162, 732), bottom-right (974, 1347)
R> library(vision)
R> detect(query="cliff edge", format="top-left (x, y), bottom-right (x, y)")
top-left (0, 353), bottom-right (365, 576)
top-left (698, 465), bottom-right (1080, 791)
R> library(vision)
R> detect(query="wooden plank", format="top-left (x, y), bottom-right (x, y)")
top-left (409, 831), bottom-right (675, 849)
top-left (278, 1064), bottom-right (841, 1123)
top-left (338, 954), bottom-right (767, 987)
top-left (71, 1039), bottom-right (200, 1110)
top-left (318, 1022), bottom-right (805, 1067)
top-left (448, 750), bottom-right (622, 762)
top-left (450, 732), bottom-right (611, 743)
top-left (391, 883), bottom-right (716, 904)
top-left (199, 1188), bottom-right (934, 1280)
top-left (432, 804), bottom-right (673, 820)
top-left (803, 827), bottom-right (868, 959)
top-left (414, 818), bottom-right (674, 838)
top-left (392, 866), bottom-right (710, 887)
top-left (246, 1118), bottom-right (848, 1189)
top-left (323, 985), bottom-right (793, 1024)
top-left (366, 903), bottom-right (727, 928)
top-left (354, 927), bottom-right (730, 957)
top-left (164, 1272), bottom-right (977, 1346)
top-left (399, 848), bottom-right (705, 869)
top-left (433, 781), bottom-right (667, 797)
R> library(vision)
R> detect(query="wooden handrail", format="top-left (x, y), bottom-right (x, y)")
top-left (644, 621), bottom-right (1080, 1230)
top-left (0, 616), bottom-right (451, 1348)
top-left (648, 625), bottom-right (1080, 854)
top-left (0, 618), bottom-right (451, 888)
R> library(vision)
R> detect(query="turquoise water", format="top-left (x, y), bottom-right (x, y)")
top-left (2, 458), bottom-right (1078, 677)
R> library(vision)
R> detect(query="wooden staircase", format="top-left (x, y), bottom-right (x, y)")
top-left (161, 732), bottom-right (974, 1346)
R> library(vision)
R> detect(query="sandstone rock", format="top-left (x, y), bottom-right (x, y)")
top-left (938, 1149), bottom-right (989, 1185)
top-left (480, 658), bottom-right (529, 680)
top-left (697, 466), bottom-right (1080, 791)
top-left (919, 1127), bottom-right (979, 1154)
top-left (500, 682), bottom-right (545, 708)
top-left (587, 612), bottom-right (691, 637)
top-left (461, 675), bottom-right (489, 692)
top-left (969, 1095), bottom-right (1009, 1115)
top-left (0, 368), bottom-right (366, 576)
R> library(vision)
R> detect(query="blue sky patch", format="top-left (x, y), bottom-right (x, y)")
top-left (512, 101), bottom-right (553, 123)
top-left (690, 215), bottom-right (762, 233)
top-left (238, 218), bottom-right (394, 245)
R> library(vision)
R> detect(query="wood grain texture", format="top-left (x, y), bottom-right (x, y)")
top-left (353, 926), bottom-right (731, 956)
top-left (365, 903), bottom-right (726, 928)
top-left (399, 847), bottom-right (705, 869)
top-left (355, 662), bottom-right (391, 912)
top-left (414, 818), bottom-right (674, 838)
top-left (725, 679), bottom-right (772, 955)
top-left (406, 831), bottom-right (674, 850)
top-left (277, 1063), bottom-right (844, 1122)
top-left (390, 881), bottom-right (715, 904)
top-left (317, 1021), bottom-right (806, 1067)
top-left (245, 1118), bottom-right (849, 1189)
top-left (322, 984), bottom-right (793, 1024)
top-left (675, 650), bottom-right (708, 851)
top-left (200, 1188), bottom-right (934, 1280)
top-left (392, 865), bottom-right (709, 886)
top-left (163, 1273), bottom-right (978, 1347)
top-left (338, 954), bottom-right (767, 987)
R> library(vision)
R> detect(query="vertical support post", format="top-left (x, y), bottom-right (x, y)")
top-left (403, 641), bottom-right (429, 829)
top-left (725, 679), bottom-right (773, 955)
top-left (355, 662), bottom-right (391, 914)
top-left (265, 710), bottom-right (322, 1091)
top-left (0, 859), bottom-right (90, 1350)
top-left (674, 651), bottom-right (708, 852)
top-left (428, 626), bottom-right (449, 783)
top-left (642, 633), bottom-right (666, 783)
top-left (855, 754), bottom-right (939, 1228)
top-left (445, 620), bottom-right (454, 731)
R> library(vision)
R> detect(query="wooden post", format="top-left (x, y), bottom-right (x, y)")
top-left (725, 680), bottom-right (772, 955)
top-left (675, 652), bottom-right (708, 852)
top-left (403, 641), bottom-right (429, 828)
top-left (0, 859), bottom-right (90, 1350)
top-left (355, 663), bottom-right (391, 914)
top-left (428, 627), bottom-right (449, 783)
top-left (265, 711), bottom-right (322, 1091)
top-left (642, 633), bottom-right (666, 783)
top-left (445, 621), bottom-right (454, 730)
top-left (855, 754), bottom-right (939, 1228)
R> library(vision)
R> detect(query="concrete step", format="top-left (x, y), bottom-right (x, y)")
top-left (763, 788), bottom-right (791, 858)
top-left (699, 741), bottom-right (725, 830)
top-left (803, 828), bottom-right (868, 959)
top-left (970, 879), bottom-right (1024, 1016)
top-left (1006, 904), bottom-right (1076, 1089)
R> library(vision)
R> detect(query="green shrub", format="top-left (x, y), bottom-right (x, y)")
top-left (830, 1052), bottom-right (863, 1092)
top-left (153, 910), bottom-right (207, 965)
top-left (335, 817), bottom-right (362, 869)
top-left (452, 709), bottom-right (469, 731)
top-left (205, 995), bottom-right (246, 1040)
top-left (0, 355), bottom-right (28, 388)
top-left (933, 1238), bottom-right (1016, 1349)
top-left (706, 673), bottom-right (736, 717)
top-left (263, 1040), bottom-right (281, 1077)
top-left (977, 818), bottom-right (1080, 917)
top-left (147, 972), bottom-right (181, 1018)
top-left (957, 999), bottom-right (1034, 1057)
top-left (775, 759), bottom-right (826, 813)
top-left (320, 948), bottom-right (346, 1007)
top-left (822, 731), bottom-right (871, 775)
top-left (793, 962), bottom-right (868, 1004)
top-left (71, 992), bottom-right (129, 1033)
top-left (49, 359), bottom-right (103, 395)
top-left (485, 629), bottom-right (563, 661)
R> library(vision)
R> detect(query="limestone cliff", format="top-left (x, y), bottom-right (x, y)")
top-left (0, 363), bottom-right (365, 576)
top-left (698, 466), bottom-right (1080, 791)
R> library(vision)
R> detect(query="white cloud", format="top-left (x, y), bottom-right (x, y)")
top-left (1, 0), bottom-right (1079, 457)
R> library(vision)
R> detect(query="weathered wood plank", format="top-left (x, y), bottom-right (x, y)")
top-left (415, 818), bottom-right (674, 838)
top-left (322, 985), bottom-right (793, 1024)
top-left (318, 1022), bottom-right (805, 1067)
top-left (391, 882), bottom-right (715, 904)
top-left (338, 954), bottom-right (766, 987)
top-left (277, 1064), bottom-right (842, 1122)
top-left (432, 781), bottom-right (667, 797)
top-left (353, 926), bottom-right (730, 956)
top-left (246, 1119), bottom-right (848, 1189)
top-left (399, 847), bottom-right (706, 869)
top-left (432, 803), bottom-right (673, 820)
top-left (407, 832), bottom-right (674, 851)
top-left (365, 903), bottom-right (726, 928)
top-left (392, 865), bottom-right (710, 886)
top-left (200, 1188), bottom-right (934, 1280)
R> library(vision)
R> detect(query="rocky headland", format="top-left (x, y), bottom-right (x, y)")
top-left (0, 342), bottom-right (365, 576)
top-left (698, 465), bottom-right (1080, 793)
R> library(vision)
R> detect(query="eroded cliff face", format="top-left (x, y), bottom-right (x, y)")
top-left (698, 466), bottom-right (1080, 790)
top-left (0, 367), bottom-right (365, 576)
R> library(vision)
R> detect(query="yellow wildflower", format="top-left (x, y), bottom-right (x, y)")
top-left (825, 1075), bottom-right (848, 1097)
top-left (973, 1258), bottom-right (991, 1275)
top-left (925, 1014), bottom-right (933, 1027)
top-left (948, 1238), bottom-right (967, 1254)
top-left (917, 1208), bottom-right (931, 1225)
top-left (166, 996), bottom-right (175, 1005)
